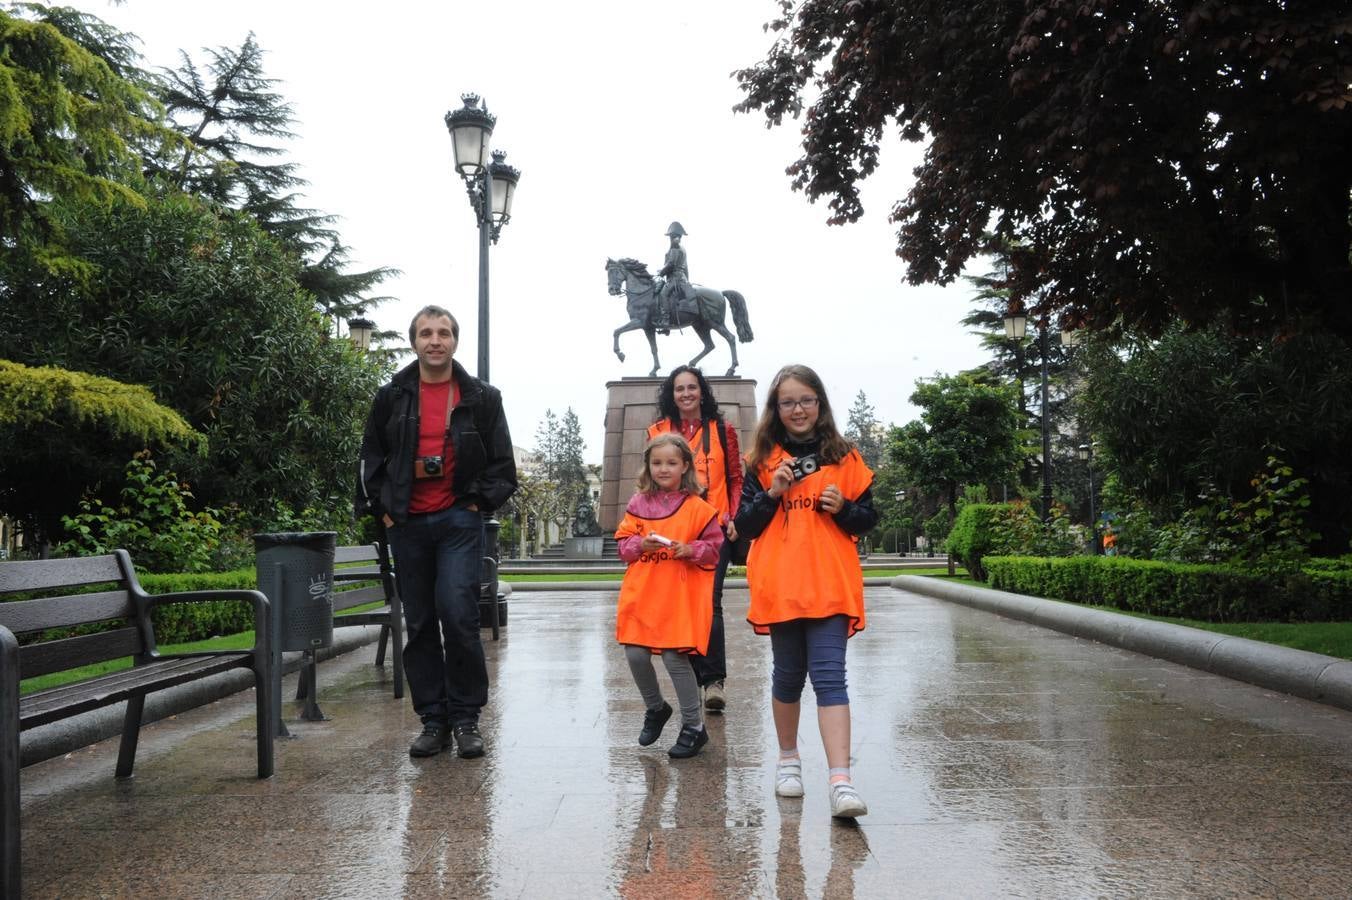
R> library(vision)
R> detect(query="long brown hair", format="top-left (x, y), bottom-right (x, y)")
top-left (635, 433), bottom-right (706, 496)
top-left (745, 364), bottom-right (853, 473)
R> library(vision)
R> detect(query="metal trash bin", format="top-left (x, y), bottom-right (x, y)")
top-left (254, 531), bottom-right (336, 735)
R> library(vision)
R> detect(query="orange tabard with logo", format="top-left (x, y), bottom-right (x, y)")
top-left (647, 419), bottom-right (731, 517)
top-left (745, 446), bottom-right (873, 636)
top-left (615, 493), bottom-right (719, 654)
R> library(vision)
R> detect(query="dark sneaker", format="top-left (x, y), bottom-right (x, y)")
top-left (638, 701), bottom-right (673, 746)
top-left (668, 723), bottom-right (709, 759)
top-left (409, 722), bottom-right (451, 757)
top-left (452, 721), bottom-right (484, 758)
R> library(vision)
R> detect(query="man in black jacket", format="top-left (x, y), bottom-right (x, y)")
top-left (358, 305), bottom-right (517, 758)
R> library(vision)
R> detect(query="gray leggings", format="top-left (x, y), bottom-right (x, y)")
top-left (623, 645), bottom-right (702, 728)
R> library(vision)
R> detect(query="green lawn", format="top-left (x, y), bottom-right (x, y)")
top-left (1086, 607), bottom-right (1352, 660)
top-left (19, 630), bottom-right (260, 695)
top-left (18, 599), bottom-right (387, 696)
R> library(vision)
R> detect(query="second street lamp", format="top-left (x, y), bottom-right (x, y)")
top-left (444, 93), bottom-right (522, 384)
top-left (1004, 309), bottom-right (1075, 526)
top-left (346, 317), bottom-right (375, 353)
top-left (1078, 442), bottom-right (1099, 553)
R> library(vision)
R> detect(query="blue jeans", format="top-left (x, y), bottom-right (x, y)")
top-left (768, 615), bottom-right (850, 706)
top-left (388, 504), bottom-right (486, 725)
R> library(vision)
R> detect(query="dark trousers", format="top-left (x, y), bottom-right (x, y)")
top-left (691, 536), bottom-right (732, 687)
top-left (388, 504), bottom-right (487, 725)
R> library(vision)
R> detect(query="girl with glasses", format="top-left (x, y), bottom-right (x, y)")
top-left (733, 364), bottom-right (878, 818)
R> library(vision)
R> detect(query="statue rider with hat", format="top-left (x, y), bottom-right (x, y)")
top-left (655, 221), bottom-right (689, 333)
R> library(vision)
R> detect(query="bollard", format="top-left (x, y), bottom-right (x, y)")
top-left (480, 517), bottom-right (505, 639)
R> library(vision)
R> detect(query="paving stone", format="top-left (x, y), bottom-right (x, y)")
top-left (17, 585), bottom-right (1352, 897)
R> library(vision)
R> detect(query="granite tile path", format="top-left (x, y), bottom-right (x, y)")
top-left (18, 585), bottom-right (1352, 898)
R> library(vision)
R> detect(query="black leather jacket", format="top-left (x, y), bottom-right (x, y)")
top-left (357, 360), bottom-right (517, 524)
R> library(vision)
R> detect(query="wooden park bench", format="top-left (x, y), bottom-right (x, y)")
top-left (0, 550), bottom-right (274, 898)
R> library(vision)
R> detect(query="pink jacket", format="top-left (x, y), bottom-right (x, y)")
top-left (617, 490), bottom-right (724, 565)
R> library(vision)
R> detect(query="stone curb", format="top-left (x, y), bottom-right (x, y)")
top-left (892, 575), bottom-right (1352, 713)
top-left (19, 625), bottom-right (384, 767)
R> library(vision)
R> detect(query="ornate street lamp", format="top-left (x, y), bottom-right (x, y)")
top-left (1004, 309), bottom-right (1077, 525)
top-left (444, 94), bottom-right (521, 635)
top-left (346, 317), bottom-right (375, 353)
top-left (1078, 442), bottom-right (1099, 553)
top-left (444, 93), bottom-right (522, 384)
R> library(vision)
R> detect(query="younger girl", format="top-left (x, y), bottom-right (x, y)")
top-left (733, 364), bottom-right (878, 818)
top-left (616, 433), bottom-right (725, 758)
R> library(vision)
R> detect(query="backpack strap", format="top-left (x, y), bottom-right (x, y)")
top-left (712, 415), bottom-right (735, 487)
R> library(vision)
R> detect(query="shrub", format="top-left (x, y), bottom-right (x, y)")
top-left (58, 453), bottom-right (222, 573)
top-left (945, 503), bottom-right (1009, 581)
top-left (985, 555), bottom-right (1352, 622)
top-left (949, 501), bottom-right (1088, 580)
top-left (140, 569), bottom-right (260, 643)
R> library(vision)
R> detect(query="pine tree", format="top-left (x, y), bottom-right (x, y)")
top-left (0, 5), bottom-right (170, 272)
top-left (149, 34), bottom-right (398, 342)
top-left (843, 390), bottom-right (884, 470)
top-left (555, 409), bottom-right (588, 493)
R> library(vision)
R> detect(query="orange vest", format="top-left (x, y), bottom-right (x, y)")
top-left (615, 493), bottom-right (719, 653)
top-left (745, 446), bottom-right (873, 636)
top-left (646, 419), bottom-right (732, 517)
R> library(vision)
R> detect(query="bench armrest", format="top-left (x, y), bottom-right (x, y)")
top-left (133, 589), bottom-right (270, 653)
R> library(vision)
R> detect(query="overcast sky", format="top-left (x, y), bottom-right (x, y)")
top-left (96, 0), bottom-right (991, 461)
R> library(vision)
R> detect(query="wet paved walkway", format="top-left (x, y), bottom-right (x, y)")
top-left (18, 586), bottom-right (1352, 898)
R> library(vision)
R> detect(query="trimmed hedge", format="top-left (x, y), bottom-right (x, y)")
top-left (140, 570), bottom-right (259, 644)
top-left (944, 504), bottom-right (1007, 581)
top-left (984, 555), bottom-right (1352, 623)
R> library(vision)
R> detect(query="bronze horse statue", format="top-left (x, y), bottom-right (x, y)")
top-left (605, 257), bottom-right (754, 377)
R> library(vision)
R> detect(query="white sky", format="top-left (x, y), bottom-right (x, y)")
top-left (95, 0), bottom-right (991, 461)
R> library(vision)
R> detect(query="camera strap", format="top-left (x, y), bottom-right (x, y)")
top-left (440, 382), bottom-right (456, 457)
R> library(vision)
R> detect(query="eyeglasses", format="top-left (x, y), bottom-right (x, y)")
top-left (777, 396), bottom-right (819, 412)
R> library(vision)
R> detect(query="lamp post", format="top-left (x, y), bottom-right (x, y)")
top-left (444, 93), bottom-right (521, 384)
top-left (893, 489), bottom-right (906, 556)
top-left (1078, 442), bottom-right (1099, 553)
top-left (346, 317), bottom-right (375, 353)
top-left (1004, 310), bottom-right (1076, 525)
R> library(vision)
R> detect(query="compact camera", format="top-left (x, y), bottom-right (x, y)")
top-left (414, 455), bottom-right (444, 479)
top-left (788, 453), bottom-right (820, 481)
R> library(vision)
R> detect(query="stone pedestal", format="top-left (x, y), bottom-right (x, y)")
top-left (600, 376), bottom-right (759, 533)
top-left (564, 536), bottom-right (604, 558)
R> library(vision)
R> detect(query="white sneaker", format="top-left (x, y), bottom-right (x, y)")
top-left (829, 782), bottom-right (868, 818)
top-left (775, 758), bottom-right (804, 798)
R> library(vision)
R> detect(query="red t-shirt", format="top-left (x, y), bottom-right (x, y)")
top-left (408, 379), bottom-right (459, 514)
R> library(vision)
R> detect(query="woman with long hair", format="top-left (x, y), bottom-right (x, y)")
top-left (648, 365), bottom-right (743, 712)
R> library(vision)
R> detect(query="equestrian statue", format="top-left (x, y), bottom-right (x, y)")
top-left (606, 222), bottom-right (754, 377)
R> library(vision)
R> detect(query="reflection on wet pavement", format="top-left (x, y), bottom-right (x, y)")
top-left (18, 586), bottom-right (1352, 898)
